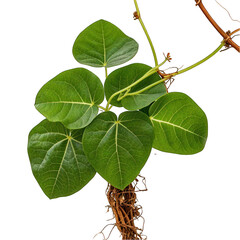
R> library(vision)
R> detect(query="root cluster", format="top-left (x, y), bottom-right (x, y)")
top-left (97, 176), bottom-right (147, 240)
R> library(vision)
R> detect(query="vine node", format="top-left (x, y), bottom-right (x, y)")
top-left (222, 29), bottom-right (240, 51)
top-left (133, 11), bottom-right (140, 20)
top-left (195, 0), bottom-right (201, 6)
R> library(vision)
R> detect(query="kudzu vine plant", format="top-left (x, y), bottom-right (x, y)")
top-left (27, 0), bottom-right (240, 239)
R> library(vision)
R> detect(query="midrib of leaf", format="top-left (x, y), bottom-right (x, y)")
top-left (96, 123), bottom-right (116, 153)
top-left (35, 101), bottom-right (93, 106)
top-left (151, 118), bottom-right (206, 139)
top-left (100, 21), bottom-right (107, 66)
top-left (50, 139), bottom-right (70, 197)
top-left (36, 132), bottom-right (67, 138)
top-left (115, 123), bottom-right (123, 187)
top-left (70, 140), bottom-right (81, 181)
top-left (94, 120), bottom-right (124, 186)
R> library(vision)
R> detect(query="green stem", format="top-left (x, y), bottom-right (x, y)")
top-left (105, 66), bottom-right (108, 78)
top-left (102, 66), bottom-right (109, 111)
top-left (105, 59), bottom-right (169, 110)
top-left (98, 105), bottom-right (107, 111)
top-left (126, 42), bottom-right (225, 97)
top-left (157, 58), bottom-right (168, 68)
top-left (117, 88), bottom-right (131, 101)
top-left (126, 78), bottom-right (167, 97)
top-left (105, 71), bottom-right (153, 110)
top-left (175, 41), bottom-right (225, 76)
top-left (134, 0), bottom-right (158, 67)
top-left (139, 18), bottom-right (158, 67)
top-left (133, 0), bottom-right (140, 15)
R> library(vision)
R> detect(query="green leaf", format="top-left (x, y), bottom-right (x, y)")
top-left (104, 63), bottom-right (166, 110)
top-left (35, 68), bottom-right (104, 129)
top-left (27, 119), bottom-right (96, 199)
top-left (72, 19), bottom-right (138, 68)
top-left (82, 111), bottom-right (154, 190)
top-left (149, 92), bottom-right (208, 155)
top-left (139, 103), bottom-right (153, 116)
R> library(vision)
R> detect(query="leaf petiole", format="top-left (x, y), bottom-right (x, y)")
top-left (117, 88), bottom-right (131, 101)
top-left (175, 41), bottom-right (225, 75)
top-left (105, 66), bottom-right (108, 78)
top-left (123, 41), bottom-right (225, 98)
top-left (98, 105), bottom-right (107, 111)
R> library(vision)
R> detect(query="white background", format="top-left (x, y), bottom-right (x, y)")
top-left (1, 0), bottom-right (240, 239)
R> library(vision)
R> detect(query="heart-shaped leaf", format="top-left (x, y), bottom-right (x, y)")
top-left (104, 63), bottom-right (166, 110)
top-left (149, 92), bottom-right (208, 155)
top-left (82, 111), bottom-right (154, 190)
top-left (28, 119), bottom-right (96, 199)
top-left (35, 68), bottom-right (104, 129)
top-left (72, 19), bottom-right (138, 68)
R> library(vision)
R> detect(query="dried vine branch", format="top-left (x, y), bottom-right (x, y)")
top-left (195, 0), bottom-right (240, 52)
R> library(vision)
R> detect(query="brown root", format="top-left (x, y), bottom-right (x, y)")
top-left (102, 176), bottom-right (147, 240)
